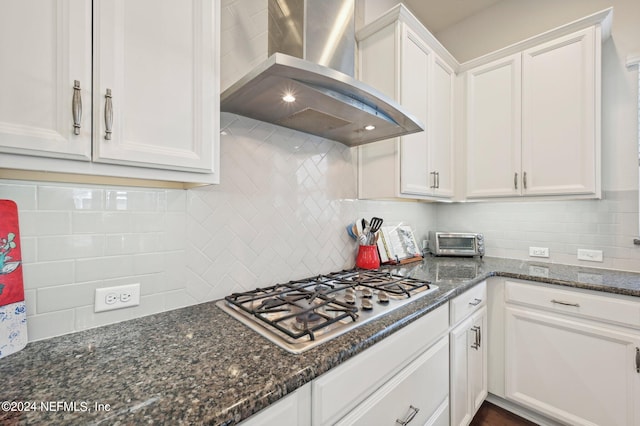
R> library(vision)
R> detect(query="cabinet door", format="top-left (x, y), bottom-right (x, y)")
top-left (451, 306), bottom-right (487, 426)
top-left (399, 27), bottom-right (431, 196)
top-left (521, 27), bottom-right (597, 196)
top-left (0, 0), bottom-right (91, 160)
top-left (430, 56), bottom-right (455, 197)
top-left (468, 308), bottom-right (488, 416)
top-left (466, 54), bottom-right (521, 198)
top-left (505, 306), bottom-right (640, 426)
top-left (450, 316), bottom-right (473, 426)
top-left (93, 0), bottom-right (217, 173)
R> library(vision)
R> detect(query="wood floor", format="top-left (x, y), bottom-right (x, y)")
top-left (471, 401), bottom-right (538, 426)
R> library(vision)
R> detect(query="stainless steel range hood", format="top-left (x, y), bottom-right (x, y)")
top-left (220, 0), bottom-right (424, 147)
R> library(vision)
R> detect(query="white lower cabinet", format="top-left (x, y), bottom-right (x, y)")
top-left (504, 280), bottom-right (640, 426)
top-left (450, 282), bottom-right (488, 426)
top-left (239, 383), bottom-right (311, 426)
top-left (312, 304), bottom-right (450, 425)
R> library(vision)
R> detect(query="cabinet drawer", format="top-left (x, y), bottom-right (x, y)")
top-left (505, 280), bottom-right (640, 328)
top-left (312, 304), bottom-right (449, 426)
top-left (335, 336), bottom-right (449, 426)
top-left (450, 281), bottom-right (487, 326)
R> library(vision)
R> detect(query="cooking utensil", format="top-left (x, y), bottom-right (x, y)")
top-left (363, 217), bottom-right (383, 245)
top-left (369, 217), bottom-right (383, 235)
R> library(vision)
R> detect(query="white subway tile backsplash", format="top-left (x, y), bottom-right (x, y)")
top-left (38, 235), bottom-right (105, 261)
top-left (19, 211), bottom-right (71, 236)
top-left (75, 256), bottom-right (135, 282)
top-left (23, 260), bottom-right (75, 289)
top-left (38, 186), bottom-right (104, 210)
top-left (24, 289), bottom-right (36, 317)
top-left (72, 212), bottom-right (105, 234)
top-left (27, 309), bottom-right (75, 341)
top-left (37, 281), bottom-right (98, 313)
top-left (0, 182), bottom-right (37, 209)
top-left (133, 253), bottom-right (169, 275)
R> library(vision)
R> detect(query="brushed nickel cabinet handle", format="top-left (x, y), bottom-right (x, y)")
top-left (104, 88), bottom-right (113, 140)
top-left (396, 405), bottom-right (420, 425)
top-left (468, 298), bottom-right (482, 306)
top-left (72, 80), bottom-right (82, 135)
top-left (436, 171), bottom-right (440, 189)
top-left (636, 347), bottom-right (639, 373)
top-left (471, 326), bottom-right (481, 350)
top-left (514, 172), bottom-right (518, 190)
top-left (523, 171), bottom-right (528, 189)
top-left (430, 171), bottom-right (437, 189)
top-left (551, 299), bottom-right (580, 307)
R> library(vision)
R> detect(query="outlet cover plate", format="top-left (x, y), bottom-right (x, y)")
top-left (95, 283), bottom-right (140, 312)
top-left (529, 247), bottom-right (549, 258)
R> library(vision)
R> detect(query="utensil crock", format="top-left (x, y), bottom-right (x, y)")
top-left (356, 245), bottom-right (380, 270)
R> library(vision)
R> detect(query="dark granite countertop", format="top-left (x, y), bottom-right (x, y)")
top-left (1, 256), bottom-right (640, 425)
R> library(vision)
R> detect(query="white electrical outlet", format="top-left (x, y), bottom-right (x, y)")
top-left (577, 249), bottom-right (603, 262)
top-left (95, 283), bottom-right (140, 312)
top-left (529, 247), bottom-right (549, 258)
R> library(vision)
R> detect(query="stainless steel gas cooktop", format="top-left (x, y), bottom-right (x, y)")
top-left (216, 269), bottom-right (438, 353)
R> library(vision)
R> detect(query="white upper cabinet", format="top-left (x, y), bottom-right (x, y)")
top-left (462, 11), bottom-right (610, 200)
top-left (357, 5), bottom-right (456, 201)
top-left (398, 27), bottom-right (432, 196)
top-left (0, 0), bottom-right (219, 187)
top-left (93, 0), bottom-right (216, 173)
top-left (466, 54), bottom-right (522, 198)
top-left (0, 0), bottom-right (92, 160)
top-left (521, 28), bottom-right (597, 196)
top-left (430, 57), bottom-right (455, 198)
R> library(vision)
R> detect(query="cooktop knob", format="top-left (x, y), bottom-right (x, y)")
top-left (378, 291), bottom-right (389, 304)
top-left (361, 299), bottom-right (373, 310)
top-left (362, 288), bottom-right (373, 298)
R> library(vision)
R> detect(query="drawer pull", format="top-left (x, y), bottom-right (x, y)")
top-left (396, 405), bottom-right (419, 425)
top-left (468, 298), bottom-right (482, 306)
top-left (551, 299), bottom-right (580, 308)
top-left (72, 80), bottom-right (82, 135)
top-left (636, 347), bottom-right (639, 373)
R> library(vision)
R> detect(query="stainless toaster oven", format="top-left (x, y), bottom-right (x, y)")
top-left (428, 231), bottom-right (484, 257)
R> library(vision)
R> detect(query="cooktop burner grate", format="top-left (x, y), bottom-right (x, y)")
top-left (219, 268), bottom-right (437, 353)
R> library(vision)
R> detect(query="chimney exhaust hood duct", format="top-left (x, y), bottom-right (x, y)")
top-left (220, 0), bottom-right (424, 147)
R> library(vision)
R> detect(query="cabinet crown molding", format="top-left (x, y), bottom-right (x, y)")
top-left (356, 4), bottom-right (458, 71)
top-left (459, 7), bottom-right (613, 72)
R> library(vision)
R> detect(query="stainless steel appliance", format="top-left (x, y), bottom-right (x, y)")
top-left (428, 231), bottom-right (485, 257)
top-left (216, 269), bottom-right (438, 354)
top-left (220, 0), bottom-right (424, 147)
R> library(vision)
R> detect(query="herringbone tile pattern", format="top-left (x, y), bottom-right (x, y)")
top-left (186, 114), bottom-right (360, 301)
